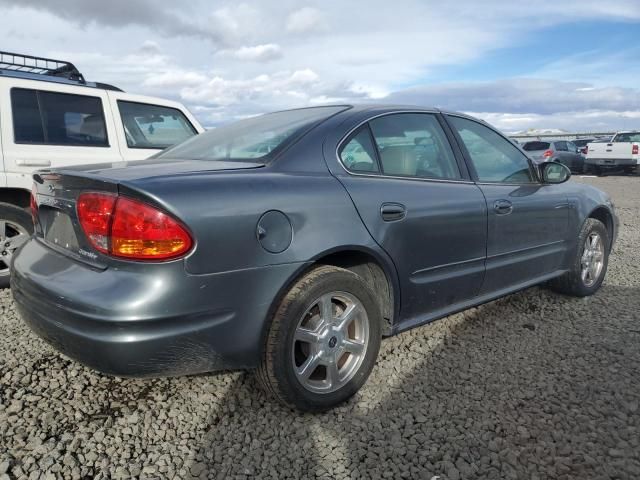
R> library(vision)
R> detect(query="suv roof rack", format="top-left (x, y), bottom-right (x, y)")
top-left (0, 51), bottom-right (124, 92)
top-left (0, 51), bottom-right (85, 82)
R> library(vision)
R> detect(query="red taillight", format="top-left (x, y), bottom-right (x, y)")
top-left (77, 193), bottom-right (117, 253)
top-left (633, 144), bottom-right (639, 155)
top-left (77, 192), bottom-right (192, 260)
top-left (30, 184), bottom-right (38, 225)
top-left (543, 150), bottom-right (553, 158)
top-left (111, 197), bottom-right (193, 260)
top-left (584, 146), bottom-right (588, 155)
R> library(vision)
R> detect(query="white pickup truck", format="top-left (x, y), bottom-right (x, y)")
top-left (0, 51), bottom-right (204, 286)
top-left (585, 131), bottom-right (640, 175)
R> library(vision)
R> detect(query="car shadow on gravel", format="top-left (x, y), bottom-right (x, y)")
top-left (189, 285), bottom-right (640, 480)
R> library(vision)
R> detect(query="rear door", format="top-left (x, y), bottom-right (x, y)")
top-left (446, 115), bottom-right (569, 294)
top-left (0, 80), bottom-right (122, 190)
top-left (331, 112), bottom-right (488, 324)
top-left (553, 141), bottom-right (573, 168)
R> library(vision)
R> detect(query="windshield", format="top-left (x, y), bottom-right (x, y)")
top-left (158, 106), bottom-right (347, 162)
top-left (613, 132), bottom-right (640, 143)
top-left (522, 141), bottom-right (550, 151)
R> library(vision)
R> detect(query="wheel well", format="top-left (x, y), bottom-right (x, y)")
top-left (588, 207), bottom-right (613, 248)
top-left (316, 250), bottom-right (395, 335)
top-left (0, 188), bottom-right (31, 209)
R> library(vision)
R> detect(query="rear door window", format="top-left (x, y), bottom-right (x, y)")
top-left (555, 141), bottom-right (568, 151)
top-left (117, 101), bottom-right (197, 149)
top-left (368, 113), bottom-right (461, 180)
top-left (11, 88), bottom-right (108, 146)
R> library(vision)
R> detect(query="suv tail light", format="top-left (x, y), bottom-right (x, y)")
top-left (77, 192), bottom-right (192, 260)
top-left (30, 184), bottom-right (38, 225)
top-left (584, 146), bottom-right (588, 155)
top-left (543, 150), bottom-right (553, 158)
top-left (633, 144), bottom-right (639, 155)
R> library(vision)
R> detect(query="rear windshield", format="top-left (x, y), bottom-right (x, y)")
top-left (522, 141), bottom-right (550, 151)
top-left (573, 139), bottom-right (593, 147)
top-left (158, 106), bottom-right (347, 162)
top-left (613, 132), bottom-right (640, 143)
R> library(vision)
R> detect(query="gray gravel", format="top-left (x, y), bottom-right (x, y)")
top-left (1, 175), bottom-right (640, 480)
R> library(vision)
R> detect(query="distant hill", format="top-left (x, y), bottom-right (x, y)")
top-left (512, 128), bottom-right (569, 136)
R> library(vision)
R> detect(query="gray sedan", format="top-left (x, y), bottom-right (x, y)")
top-left (12, 105), bottom-right (617, 411)
top-left (522, 140), bottom-right (585, 173)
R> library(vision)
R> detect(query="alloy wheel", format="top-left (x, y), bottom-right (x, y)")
top-left (0, 220), bottom-right (29, 277)
top-left (292, 291), bottom-right (369, 394)
top-left (581, 232), bottom-right (604, 287)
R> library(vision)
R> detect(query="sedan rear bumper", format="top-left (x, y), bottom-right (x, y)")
top-left (11, 238), bottom-right (307, 377)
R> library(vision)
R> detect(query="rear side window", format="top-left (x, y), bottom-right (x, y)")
top-left (117, 101), bottom-right (197, 150)
top-left (555, 141), bottom-right (568, 151)
top-left (448, 116), bottom-right (534, 184)
top-left (11, 88), bottom-right (108, 147)
top-left (522, 141), bottom-right (550, 151)
top-left (368, 113), bottom-right (461, 180)
top-left (339, 126), bottom-right (380, 173)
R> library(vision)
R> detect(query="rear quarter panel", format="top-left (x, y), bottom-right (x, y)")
top-left (120, 169), bottom-right (382, 275)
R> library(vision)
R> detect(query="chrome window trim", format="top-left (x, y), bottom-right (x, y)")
top-left (334, 110), bottom-right (473, 185)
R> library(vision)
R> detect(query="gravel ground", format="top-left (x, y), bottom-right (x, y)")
top-left (1, 175), bottom-right (639, 480)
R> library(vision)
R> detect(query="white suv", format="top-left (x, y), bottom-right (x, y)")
top-left (0, 51), bottom-right (204, 286)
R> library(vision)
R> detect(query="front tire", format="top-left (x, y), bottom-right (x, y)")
top-left (257, 265), bottom-right (382, 412)
top-left (0, 203), bottom-right (33, 288)
top-left (548, 218), bottom-right (609, 297)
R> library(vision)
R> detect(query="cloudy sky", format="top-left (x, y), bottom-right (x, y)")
top-left (1, 0), bottom-right (639, 132)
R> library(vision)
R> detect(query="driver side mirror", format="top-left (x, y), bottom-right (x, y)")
top-left (540, 161), bottom-right (571, 184)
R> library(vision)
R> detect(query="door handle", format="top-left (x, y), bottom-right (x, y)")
top-left (380, 203), bottom-right (406, 222)
top-left (493, 200), bottom-right (513, 215)
top-left (15, 158), bottom-right (52, 167)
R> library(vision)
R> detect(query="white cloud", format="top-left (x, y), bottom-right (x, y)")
top-left (1, 1), bottom-right (639, 129)
top-left (286, 7), bottom-right (326, 33)
top-left (225, 44), bottom-right (283, 62)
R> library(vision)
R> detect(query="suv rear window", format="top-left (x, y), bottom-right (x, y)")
top-left (522, 141), bottom-right (550, 151)
top-left (11, 88), bottom-right (108, 147)
top-left (118, 101), bottom-right (197, 149)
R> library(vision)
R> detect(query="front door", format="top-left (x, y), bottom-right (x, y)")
top-left (446, 115), bottom-right (569, 295)
top-left (333, 113), bottom-right (488, 323)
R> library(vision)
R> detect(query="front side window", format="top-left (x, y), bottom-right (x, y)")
top-left (11, 88), bottom-right (108, 147)
top-left (118, 101), bottom-right (197, 150)
top-left (448, 116), bottom-right (534, 183)
top-left (339, 126), bottom-right (380, 173)
top-left (369, 113), bottom-right (460, 179)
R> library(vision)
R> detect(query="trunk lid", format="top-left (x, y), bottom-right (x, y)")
top-left (32, 159), bottom-right (262, 266)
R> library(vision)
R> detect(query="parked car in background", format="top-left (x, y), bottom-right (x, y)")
top-left (0, 51), bottom-right (204, 286)
top-left (521, 140), bottom-right (585, 173)
top-left (573, 138), bottom-right (596, 155)
top-left (585, 131), bottom-right (640, 175)
top-left (13, 105), bottom-right (617, 411)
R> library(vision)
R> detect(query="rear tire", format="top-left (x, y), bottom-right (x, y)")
top-left (548, 218), bottom-right (609, 297)
top-left (257, 265), bottom-right (382, 412)
top-left (0, 203), bottom-right (33, 288)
